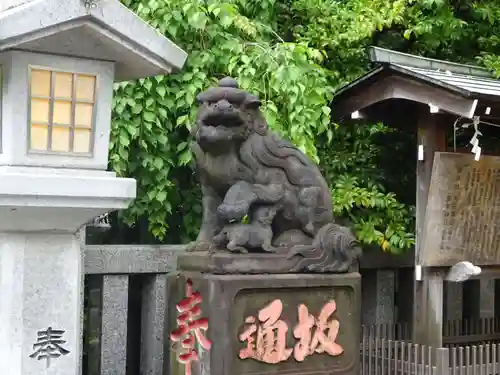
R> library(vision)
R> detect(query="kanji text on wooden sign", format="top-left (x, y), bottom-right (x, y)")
top-left (421, 152), bottom-right (500, 266)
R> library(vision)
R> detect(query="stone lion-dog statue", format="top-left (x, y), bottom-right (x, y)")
top-left (187, 77), bottom-right (361, 273)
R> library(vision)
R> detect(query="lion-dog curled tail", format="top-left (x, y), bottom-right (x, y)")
top-left (287, 223), bottom-right (362, 273)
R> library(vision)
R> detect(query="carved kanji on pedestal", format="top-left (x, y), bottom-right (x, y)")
top-left (239, 299), bottom-right (343, 364)
top-left (171, 279), bottom-right (212, 375)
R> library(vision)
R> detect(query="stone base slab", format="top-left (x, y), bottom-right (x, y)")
top-left (177, 251), bottom-right (298, 274)
top-left (165, 272), bottom-right (361, 375)
top-left (177, 251), bottom-right (358, 274)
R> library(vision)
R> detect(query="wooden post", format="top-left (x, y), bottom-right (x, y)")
top-left (413, 110), bottom-right (446, 348)
top-left (413, 270), bottom-right (444, 347)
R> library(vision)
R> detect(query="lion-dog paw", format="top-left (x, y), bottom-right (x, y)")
top-left (186, 241), bottom-right (212, 252)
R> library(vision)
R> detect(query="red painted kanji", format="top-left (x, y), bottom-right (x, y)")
top-left (170, 279), bottom-right (211, 375)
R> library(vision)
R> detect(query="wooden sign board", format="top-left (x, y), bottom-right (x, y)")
top-left (420, 152), bottom-right (500, 267)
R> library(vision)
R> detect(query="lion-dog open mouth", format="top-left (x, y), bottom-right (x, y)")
top-left (201, 111), bottom-right (244, 128)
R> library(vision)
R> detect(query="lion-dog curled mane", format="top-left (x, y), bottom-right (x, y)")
top-left (189, 77), bottom-right (361, 273)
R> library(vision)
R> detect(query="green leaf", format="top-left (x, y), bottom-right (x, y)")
top-left (131, 103), bottom-right (143, 114)
top-left (143, 111), bottom-right (156, 122)
top-left (158, 107), bottom-right (168, 119)
top-left (156, 86), bottom-right (166, 98)
top-left (177, 115), bottom-right (188, 126)
top-left (179, 150), bottom-right (192, 165)
top-left (157, 190), bottom-right (167, 203)
top-left (119, 129), bottom-right (130, 146)
top-left (154, 157), bottom-right (164, 169)
top-left (146, 98), bottom-right (155, 108)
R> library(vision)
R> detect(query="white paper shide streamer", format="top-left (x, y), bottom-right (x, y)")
top-left (470, 116), bottom-right (482, 161)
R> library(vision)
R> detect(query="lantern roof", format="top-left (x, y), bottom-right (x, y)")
top-left (0, 0), bottom-right (187, 81)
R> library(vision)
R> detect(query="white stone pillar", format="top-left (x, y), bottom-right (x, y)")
top-left (0, 167), bottom-right (135, 375)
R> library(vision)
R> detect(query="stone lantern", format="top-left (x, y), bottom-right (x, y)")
top-left (0, 1), bottom-right (187, 374)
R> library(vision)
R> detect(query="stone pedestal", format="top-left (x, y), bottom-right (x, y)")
top-left (0, 167), bottom-right (135, 375)
top-left (165, 267), bottom-right (361, 375)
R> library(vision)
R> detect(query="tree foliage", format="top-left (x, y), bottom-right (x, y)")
top-left (106, 0), bottom-right (500, 252)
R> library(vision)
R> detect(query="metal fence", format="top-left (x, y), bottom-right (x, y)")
top-left (361, 322), bottom-right (500, 375)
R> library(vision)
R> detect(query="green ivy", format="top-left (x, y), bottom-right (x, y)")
top-left (111, 0), bottom-right (337, 240)
top-left (318, 121), bottom-right (416, 252)
top-left (107, 0), bottom-right (500, 252)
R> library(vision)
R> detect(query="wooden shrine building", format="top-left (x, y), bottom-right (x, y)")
top-left (331, 46), bottom-right (500, 349)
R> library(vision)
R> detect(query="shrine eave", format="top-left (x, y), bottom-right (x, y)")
top-left (331, 63), bottom-right (500, 120)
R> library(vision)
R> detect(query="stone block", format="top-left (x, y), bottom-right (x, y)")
top-left (141, 274), bottom-right (168, 375)
top-left (100, 275), bottom-right (129, 375)
top-left (361, 269), bottom-right (395, 325)
top-left (0, 232), bottom-right (82, 375)
top-left (165, 272), bottom-right (361, 375)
